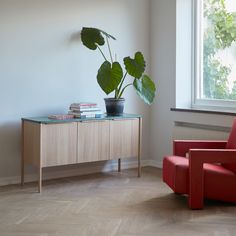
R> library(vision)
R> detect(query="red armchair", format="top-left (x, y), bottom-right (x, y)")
top-left (163, 119), bottom-right (236, 209)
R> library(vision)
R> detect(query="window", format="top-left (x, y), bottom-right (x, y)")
top-left (193, 0), bottom-right (236, 110)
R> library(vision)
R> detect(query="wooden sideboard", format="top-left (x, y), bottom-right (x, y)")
top-left (21, 114), bottom-right (142, 192)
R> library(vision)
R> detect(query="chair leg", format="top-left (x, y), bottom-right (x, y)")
top-left (188, 196), bottom-right (204, 210)
top-left (189, 160), bottom-right (204, 210)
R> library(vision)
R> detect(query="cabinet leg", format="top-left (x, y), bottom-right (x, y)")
top-left (38, 167), bottom-right (42, 193)
top-left (138, 156), bottom-right (141, 177)
top-left (118, 158), bottom-right (121, 172)
top-left (21, 162), bottom-right (24, 187)
top-left (21, 121), bottom-right (24, 187)
top-left (138, 117), bottom-right (142, 178)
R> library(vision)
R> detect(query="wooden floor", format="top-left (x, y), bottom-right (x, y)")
top-left (0, 167), bottom-right (236, 236)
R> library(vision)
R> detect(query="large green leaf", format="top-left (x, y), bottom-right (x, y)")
top-left (133, 75), bottom-right (156, 105)
top-left (81, 27), bottom-right (105, 50)
top-left (97, 61), bottom-right (123, 95)
top-left (81, 27), bottom-right (116, 50)
top-left (124, 52), bottom-right (146, 79)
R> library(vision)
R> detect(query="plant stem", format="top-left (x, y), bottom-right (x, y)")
top-left (115, 89), bottom-right (119, 99)
top-left (118, 83), bottom-right (133, 98)
top-left (116, 72), bottom-right (128, 98)
top-left (106, 36), bottom-right (113, 63)
top-left (97, 46), bottom-right (108, 61)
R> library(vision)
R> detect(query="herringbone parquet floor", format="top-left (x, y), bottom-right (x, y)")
top-left (0, 167), bottom-right (236, 236)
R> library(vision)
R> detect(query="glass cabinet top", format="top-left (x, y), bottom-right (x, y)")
top-left (22, 113), bottom-right (141, 124)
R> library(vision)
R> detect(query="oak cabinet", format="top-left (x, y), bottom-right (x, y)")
top-left (23, 121), bottom-right (41, 167)
top-left (41, 123), bottom-right (77, 167)
top-left (110, 119), bottom-right (139, 159)
top-left (77, 120), bottom-right (110, 163)
top-left (21, 114), bottom-right (142, 192)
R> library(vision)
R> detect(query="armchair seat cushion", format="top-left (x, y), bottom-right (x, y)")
top-left (163, 156), bottom-right (188, 194)
top-left (163, 156), bottom-right (236, 202)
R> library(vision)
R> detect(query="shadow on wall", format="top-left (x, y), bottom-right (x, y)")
top-left (70, 31), bottom-right (81, 44)
top-left (0, 121), bottom-right (21, 178)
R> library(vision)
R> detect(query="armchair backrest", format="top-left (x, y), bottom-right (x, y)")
top-left (223, 118), bottom-right (236, 173)
top-left (226, 118), bottom-right (236, 149)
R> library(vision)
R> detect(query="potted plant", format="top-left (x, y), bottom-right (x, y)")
top-left (81, 27), bottom-right (156, 116)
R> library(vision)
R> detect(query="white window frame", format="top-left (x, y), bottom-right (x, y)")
top-left (192, 0), bottom-right (236, 112)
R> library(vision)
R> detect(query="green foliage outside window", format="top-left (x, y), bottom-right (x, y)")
top-left (203, 0), bottom-right (236, 99)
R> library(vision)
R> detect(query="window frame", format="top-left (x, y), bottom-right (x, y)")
top-left (192, 0), bottom-right (236, 112)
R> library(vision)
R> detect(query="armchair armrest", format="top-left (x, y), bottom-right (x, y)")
top-left (173, 140), bottom-right (227, 157)
top-left (188, 149), bottom-right (236, 209)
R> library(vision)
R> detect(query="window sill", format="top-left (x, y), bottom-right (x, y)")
top-left (171, 108), bottom-right (236, 116)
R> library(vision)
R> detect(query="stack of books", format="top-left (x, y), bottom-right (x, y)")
top-left (68, 102), bottom-right (103, 118)
top-left (48, 114), bottom-right (74, 120)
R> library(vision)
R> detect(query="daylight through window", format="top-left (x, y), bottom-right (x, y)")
top-left (194, 0), bottom-right (236, 109)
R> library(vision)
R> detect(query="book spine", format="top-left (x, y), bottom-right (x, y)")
top-left (70, 103), bottom-right (97, 108)
top-left (80, 111), bottom-right (103, 116)
top-left (71, 108), bottom-right (100, 112)
top-left (69, 114), bottom-right (104, 119)
top-left (79, 104), bottom-right (97, 107)
top-left (48, 114), bottom-right (74, 120)
top-left (75, 114), bottom-right (103, 118)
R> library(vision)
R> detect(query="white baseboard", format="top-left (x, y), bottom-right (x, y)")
top-left (0, 159), bottom-right (162, 187)
top-left (146, 159), bottom-right (162, 168)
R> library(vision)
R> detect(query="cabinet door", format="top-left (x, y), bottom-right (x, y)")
top-left (110, 119), bottom-right (139, 159)
top-left (77, 120), bottom-right (110, 163)
top-left (41, 123), bottom-right (77, 167)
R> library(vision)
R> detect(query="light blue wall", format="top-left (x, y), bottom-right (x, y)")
top-left (0, 0), bottom-right (151, 178)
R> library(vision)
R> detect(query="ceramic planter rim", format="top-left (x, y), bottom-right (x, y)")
top-left (104, 98), bottom-right (125, 101)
